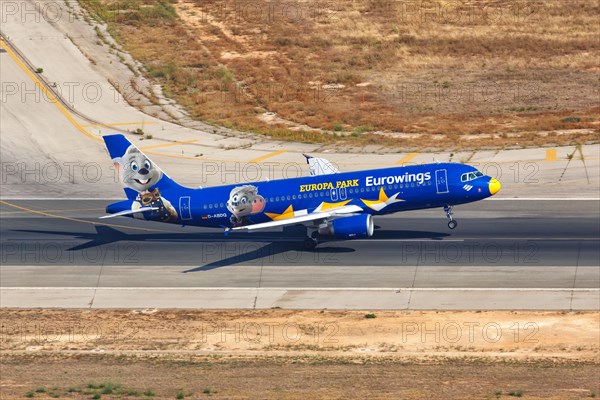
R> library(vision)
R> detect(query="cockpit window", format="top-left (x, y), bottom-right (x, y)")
top-left (461, 171), bottom-right (484, 182)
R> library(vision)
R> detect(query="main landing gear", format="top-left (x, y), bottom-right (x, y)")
top-left (303, 229), bottom-right (319, 250)
top-left (444, 205), bottom-right (458, 229)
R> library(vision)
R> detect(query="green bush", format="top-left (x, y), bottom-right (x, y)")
top-left (561, 116), bottom-right (581, 123)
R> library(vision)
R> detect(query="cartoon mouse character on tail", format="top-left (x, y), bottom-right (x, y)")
top-left (116, 146), bottom-right (178, 223)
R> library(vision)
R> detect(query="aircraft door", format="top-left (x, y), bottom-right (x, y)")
top-left (330, 188), bottom-right (338, 201)
top-left (179, 196), bottom-right (192, 220)
top-left (435, 169), bottom-right (449, 194)
top-left (329, 188), bottom-right (347, 201)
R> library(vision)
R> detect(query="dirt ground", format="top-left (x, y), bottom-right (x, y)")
top-left (1, 309), bottom-right (598, 399)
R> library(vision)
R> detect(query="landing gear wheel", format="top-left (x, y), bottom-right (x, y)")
top-left (304, 237), bottom-right (318, 250)
top-left (444, 205), bottom-right (458, 230)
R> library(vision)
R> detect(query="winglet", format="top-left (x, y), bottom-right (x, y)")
top-left (221, 225), bottom-right (231, 236)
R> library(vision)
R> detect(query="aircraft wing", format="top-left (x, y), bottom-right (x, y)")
top-left (229, 205), bottom-right (363, 232)
top-left (99, 207), bottom-right (159, 219)
top-left (303, 154), bottom-right (340, 176)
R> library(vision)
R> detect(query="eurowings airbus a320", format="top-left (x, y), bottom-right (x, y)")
top-left (101, 134), bottom-right (501, 249)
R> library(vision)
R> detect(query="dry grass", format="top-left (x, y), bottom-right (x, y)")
top-left (2, 355), bottom-right (599, 399)
top-left (1, 309), bottom-right (599, 399)
top-left (79, 0), bottom-right (600, 148)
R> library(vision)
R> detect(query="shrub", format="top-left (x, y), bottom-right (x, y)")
top-left (365, 313), bottom-right (377, 319)
top-left (215, 67), bottom-right (234, 83)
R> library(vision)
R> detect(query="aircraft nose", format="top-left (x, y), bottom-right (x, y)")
top-left (489, 178), bottom-right (501, 196)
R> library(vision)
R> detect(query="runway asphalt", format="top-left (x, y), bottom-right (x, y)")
top-left (1, 199), bottom-right (598, 287)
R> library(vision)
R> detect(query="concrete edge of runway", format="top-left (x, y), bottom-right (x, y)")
top-left (1, 287), bottom-right (598, 310)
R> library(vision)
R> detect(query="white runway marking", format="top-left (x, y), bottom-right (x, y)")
top-left (2, 287), bottom-right (598, 291)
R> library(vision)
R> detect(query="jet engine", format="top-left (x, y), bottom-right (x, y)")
top-left (318, 214), bottom-right (374, 239)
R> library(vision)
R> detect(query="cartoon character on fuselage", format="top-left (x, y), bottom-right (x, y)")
top-left (226, 185), bottom-right (266, 227)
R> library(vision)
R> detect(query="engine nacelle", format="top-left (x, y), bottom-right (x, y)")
top-left (318, 214), bottom-right (374, 239)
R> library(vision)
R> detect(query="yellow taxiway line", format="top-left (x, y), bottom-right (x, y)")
top-left (0, 200), bottom-right (162, 232)
top-left (250, 150), bottom-right (288, 163)
top-left (396, 152), bottom-right (419, 165)
top-left (545, 148), bottom-right (557, 161)
top-left (0, 39), bottom-right (100, 142)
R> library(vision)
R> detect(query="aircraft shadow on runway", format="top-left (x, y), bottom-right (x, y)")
top-left (12, 226), bottom-right (450, 271)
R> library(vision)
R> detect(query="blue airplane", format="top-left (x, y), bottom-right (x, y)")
top-left (101, 134), bottom-right (501, 249)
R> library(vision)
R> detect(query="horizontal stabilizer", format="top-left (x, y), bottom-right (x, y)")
top-left (99, 207), bottom-right (158, 219)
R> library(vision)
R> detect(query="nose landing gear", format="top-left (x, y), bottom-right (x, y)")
top-left (444, 205), bottom-right (458, 229)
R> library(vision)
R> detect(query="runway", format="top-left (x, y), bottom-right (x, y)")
top-left (1, 199), bottom-right (598, 309)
